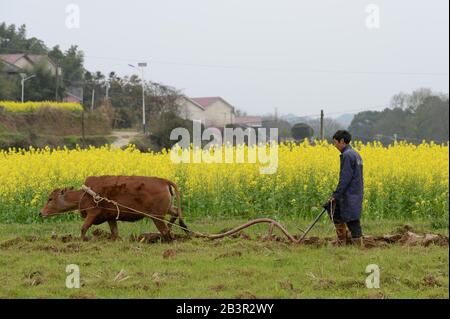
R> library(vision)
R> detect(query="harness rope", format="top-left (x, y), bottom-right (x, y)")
top-left (79, 185), bottom-right (194, 234)
top-left (81, 185), bottom-right (121, 220)
top-left (330, 199), bottom-right (335, 224)
top-left (52, 185), bottom-right (301, 242)
top-left (325, 199), bottom-right (341, 237)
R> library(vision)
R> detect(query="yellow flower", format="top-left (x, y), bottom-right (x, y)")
top-left (0, 140), bottom-right (448, 222)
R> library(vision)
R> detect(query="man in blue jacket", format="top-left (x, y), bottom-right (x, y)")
top-left (328, 130), bottom-right (364, 246)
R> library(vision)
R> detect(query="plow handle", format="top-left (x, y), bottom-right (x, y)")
top-left (298, 208), bottom-right (327, 242)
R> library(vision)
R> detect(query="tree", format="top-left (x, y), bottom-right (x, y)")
top-left (0, 23), bottom-right (47, 54)
top-left (390, 92), bottom-right (409, 109)
top-left (408, 88), bottom-right (433, 111)
top-left (390, 88), bottom-right (433, 111)
top-left (0, 24), bottom-right (86, 102)
top-left (349, 89), bottom-right (449, 144)
top-left (291, 123), bottom-right (314, 141)
top-left (83, 70), bottom-right (107, 110)
top-left (348, 111), bottom-right (384, 142)
top-left (261, 116), bottom-right (292, 139)
top-left (24, 64), bottom-right (60, 101)
top-left (0, 70), bottom-right (19, 100)
top-left (413, 96), bottom-right (449, 142)
top-left (306, 117), bottom-right (344, 140)
top-left (108, 74), bottom-right (142, 128)
top-left (60, 45), bottom-right (84, 86)
top-left (147, 81), bottom-right (183, 135)
top-left (374, 107), bottom-right (414, 138)
top-left (48, 45), bottom-right (65, 100)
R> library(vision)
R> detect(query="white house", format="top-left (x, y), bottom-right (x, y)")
top-left (178, 96), bottom-right (236, 127)
top-left (0, 53), bottom-right (61, 76)
top-left (177, 96), bottom-right (207, 124)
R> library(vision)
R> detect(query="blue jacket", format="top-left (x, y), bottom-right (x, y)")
top-left (332, 145), bottom-right (364, 222)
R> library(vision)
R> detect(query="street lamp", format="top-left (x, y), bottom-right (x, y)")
top-left (105, 80), bottom-right (110, 100)
top-left (20, 73), bottom-right (36, 103)
top-left (128, 62), bottom-right (148, 134)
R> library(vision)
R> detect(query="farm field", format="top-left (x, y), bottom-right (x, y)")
top-left (0, 141), bottom-right (448, 299)
top-left (1, 0), bottom-right (448, 303)
top-left (0, 218), bottom-right (448, 299)
top-left (0, 101), bottom-right (83, 113)
top-left (0, 141), bottom-right (448, 223)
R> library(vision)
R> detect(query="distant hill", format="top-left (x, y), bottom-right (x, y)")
top-left (280, 113), bottom-right (313, 125)
top-left (335, 113), bottom-right (355, 128)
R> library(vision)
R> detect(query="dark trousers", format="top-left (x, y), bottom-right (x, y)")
top-left (344, 220), bottom-right (363, 238)
top-left (324, 200), bottom-right (363, 238)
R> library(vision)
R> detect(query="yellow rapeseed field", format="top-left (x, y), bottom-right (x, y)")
top-left (0, 101), bottom-right (83, 113)
top-left (0, 141), bottom-right (448, 223)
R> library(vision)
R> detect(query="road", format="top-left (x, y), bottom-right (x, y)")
top-left (111, 130), bottom-right (139, 148)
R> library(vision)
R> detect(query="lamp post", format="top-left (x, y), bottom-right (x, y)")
top-left (105, 80), bottom-right (110, 100)
top-left (20, 73), bottom-right (36, 103)
top-left (128, 62), bottom-right (148, 134)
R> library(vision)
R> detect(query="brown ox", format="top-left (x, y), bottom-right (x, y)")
top-left (40, 176), bottom-right (188, 241)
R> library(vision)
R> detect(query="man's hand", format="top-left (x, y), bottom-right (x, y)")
top-left (322, 197), bottom-right (333, 210)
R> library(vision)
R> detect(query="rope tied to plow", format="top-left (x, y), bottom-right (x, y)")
top-left (78, 184), bottom-right (300, 242)
top-left (81, 185), bottom-right (120, 220)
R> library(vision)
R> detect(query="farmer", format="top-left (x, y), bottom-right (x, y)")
top-left (326, 130), bottom-right (364, 247)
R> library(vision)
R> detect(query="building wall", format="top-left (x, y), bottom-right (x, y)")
top-left (203, 100), bottom-right (235, 127)
top-left (14, 57), bottom-right (33, 71)
top-left (178, 98), bottom-right (206, 124)
top-left (14, 56), bottom-right (58, 76)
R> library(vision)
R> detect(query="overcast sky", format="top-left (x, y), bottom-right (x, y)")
top-left (1, 0), bottom-right (448, 117)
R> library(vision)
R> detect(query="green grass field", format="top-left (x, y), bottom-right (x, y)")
top-left (0, 218), bottom-right (448, 299)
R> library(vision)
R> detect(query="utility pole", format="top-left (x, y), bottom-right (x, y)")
top-left (55, 66), bottom-right (59, 101)
top-left (81, 109), bottom-right (85, 148)
top-left (105, 81), bottom-right (110, 100)
top-left (128, 62), bottom-right (148, 135)
top-left (20, 73), bottom-right (36, 103)
top-left (142, 67), bottom-right (146, 134)
top-left (138, 62), bottom-right (147, 135)
top-left (320, 109), bottom-right (324, 140)
top-left (91, 89), bottom-right (95, 111)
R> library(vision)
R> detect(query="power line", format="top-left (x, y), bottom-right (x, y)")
top-left (3, 47), bottom-right (447, 76)
top-left (325, 105), bottom-right (389, 116)
top-left (83, 54), bottom-right (449, 77)
top-left (290, 105), bottom-right (390, 119)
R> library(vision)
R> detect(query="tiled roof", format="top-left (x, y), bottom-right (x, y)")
top-left (191, 97), bottom-right (222, 108)
top-left (0, 53), bottom-right (25, 65)
top-left (234, 116), bottom-right (262, 125)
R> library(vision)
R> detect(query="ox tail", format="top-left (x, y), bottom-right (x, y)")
top-left (167, 180), bottom-right (189, 234)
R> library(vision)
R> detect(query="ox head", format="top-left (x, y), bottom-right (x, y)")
top-left (40, 187), bottom-right (76, 217)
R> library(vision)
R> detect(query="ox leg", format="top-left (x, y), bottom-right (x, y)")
top-left (153, 219), bottom-right (173, 242)
top-left (108, 220), bottom-right (119, 240)
top-left (167, 208), bottom-right (178, 232)
top-left (81, 212), bottom-right (99, 241)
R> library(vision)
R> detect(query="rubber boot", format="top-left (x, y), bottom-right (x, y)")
top-left (344, 227), bottom-right (352, 244)
top-left (333, 224), bottom-right (349, 246)
top-left (351, 237), bottom-right (364, 248)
